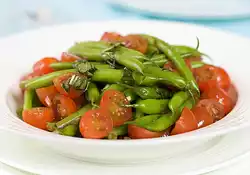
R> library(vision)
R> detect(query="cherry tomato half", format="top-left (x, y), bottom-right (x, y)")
top-left (100, 90), bottom-right (132, 127)
top-left (196, 99), bottom-right (225, 122)
top-left (53, 94), bottom-right (77, 120)
top-left (33, 57), bottom-right (58, 76)
top-left (171, 107), bottom-right (198, 135)
top-left (36, 85), bottom-right (58, 107)
top-left (192, 106), bottom-right (214, 128)
top-left (227, 84), bottom-right (238, 106)
top-left (53, 72), bottom-right (84, 99)
top-left (202, 87), bottom-right (233, 114)
top-left (61, 52), bottom-right (80, 62)
top-left (79, 108), bottom-right (113, 139)
top-left (22, 107), bottom-right (55, 130)
top-left (193, 64), bottom-right (231, 92)
top-left (128, 124), bottom-right (165, 139)
top-left (100, 32), bottom-right (122, 43)
top-left (122, 34), bottom-right (148, 54)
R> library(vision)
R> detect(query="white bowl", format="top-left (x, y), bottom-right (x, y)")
top-left (0, 20), bottom-right (250, 164)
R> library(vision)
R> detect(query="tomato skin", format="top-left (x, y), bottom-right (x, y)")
top-left (22, 107), bottom-right (55, 130)
top-left (61, 52), bottom-right (79, 62)
top-left (196, 99), bottom-right (225, 122)
top-left (53, 95), bottom-right (77, 120)
top-left (53, 73), bottom-right (84, 99)
top-left (36, 86), bottom-right (58, 107)
top-left (100, 90), bottom-right (132, 127)
top-left (79, 108), bottom-right (113, 139)
top-left (171, 107), bottom-right (198, 135)
top-left (128, 125), bottom-right (165, 139)
top-left (227, 84), bottom-right (238, 106)
top-left (192, 106), bottom-right (214, 128)
top-left (194, 64), bottom-right (231, 92)
top-left (33, 57), bottom-right (58, 75)
top-left (202, 87), bottom-right (233, 114)
top-left (100, 32), bottom-right (122, 42)
top-left (122, 34), bottom-right (148, 54)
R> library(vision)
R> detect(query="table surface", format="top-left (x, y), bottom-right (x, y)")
top-left (1, 0), bottom-right (250, 174)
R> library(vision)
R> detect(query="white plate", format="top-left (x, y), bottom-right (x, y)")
top-left (0, 127), bottom-right (249, 175)
top-left (106, 0), bottom-right (250, 20)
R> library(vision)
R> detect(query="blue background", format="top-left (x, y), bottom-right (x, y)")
top-left (1, 0), bottom-right (250, 37)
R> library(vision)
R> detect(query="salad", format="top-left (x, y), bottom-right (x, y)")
top-left (18, 32), bottom-right (237, 139)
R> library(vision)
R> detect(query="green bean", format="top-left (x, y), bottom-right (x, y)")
top-left (132, 72), bottom-right (159, 86)
top-left (91, 69), bottom-right (124, 84)
top-left (134, 109), bottom-right (144, 119)
top-left (50, 62), bottom-right (74, 70)
top-left (143, 66), bottom-right (187, 89)
top-left (23, 89), bottom-right (35, 110)
top-left (124, 89), bottom-right (137, 102)
top-left (168, 91), bottom-right (190, 115)
top-left (86, 83), bottom-right (100, 105)
top-left (102, 84), bottom-right (126, 92)
top-left (146, 45), bottom-right (159, 57)
top-left (156, 39), bottom-right (200, 99)
top-left (16, 107), bottom-right (23, 119)
top-left (125, 99), bottom-right (169, 114)
top-left (56, 104), bottom-right (92, 129)
top-left (143, 59), bottom-right (168, 67)
top-left (127, 114), bottom-right (161, 128)
top-left (134, 87), bottom-right (172, 99)
top-left (173, 45), bottom-right (207, 58)
top-left (191, 61), bottom-right (205, 69)
top-left (68, 41), bottom-right (111, 61)
top-left (20, 69), bottom-right (76, 89)
top-left (143, 98), bottom-right (194, 132)
top-left (151, 54), bottom-right (166, 61)
top-left (56, 125), bottom-right (78, 136)
top-left (107, 125), bottom-right (128, 139)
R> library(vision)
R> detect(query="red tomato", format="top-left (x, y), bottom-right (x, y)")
top-left (52, 95), bottom-right (77, 120)
top-left (79, 108), bottom-right (113, 139)
top-left (227, 84), bottom-right (238, 106)
top-left (20, 72), bottom-right (38, 82)
top-left (171, 107), bottom-right (198, 135)
top-left (53, 72), bottom-right (84, 99)
top-left (74, 95), bottom-right (86, 109)
top-left (192, 106), bottom-right (214, 128)
top-left (22, 107), bottom-right (55, 130)
top-left (36, 86), bottom-right (58, 107)
top-left (100, 32), bottom-right (122, 42)
top-left (61, 52), bottom-right (80, 62)
top-left (128, 124), bottom-right (165, 139)
top-left (196, 99), bottom-right (225, 121)
top-left (121, 34), bottom-right (148, 54)
top-left (100, 90), bottom-right (132, 127)
top-left (193, 64), bottom-right (231, 92)
top-left (33, 57), bottom-right (59, 75)
top-left (202, 87), bottom-right (233, 114)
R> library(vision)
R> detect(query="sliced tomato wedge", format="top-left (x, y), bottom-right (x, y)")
top-left (33, 57), bottom-right (59, 75)
top-left (52, 94), bottom-right (77, 120)
top-left (121, 34), bottom-right (148, 54)
top-left (192, 106), bottom-right (214, 128)
top-left (74, 95), bottom-right (86, 109)
top-left (36, 85), bottom-right (58, 107)
top-left (79, 108), bottom-right (113, 139)
top-left (196, 99), bottom-right (225, 122)
top-left (202, 87), bottom-right (233, 114)
top-left (193, 64), bottom-right (231, 92)
top-left (53, 72), bottom-right (84, 99)
top-left (128, 124), bottom-right (165, 139)
top-left (171, 107), bottom-right (198, 135)
top-left (22, 107), bottom-right (55, 130)
top-left (61, 52), bottom-right (80, 62)
top-left (100, 90), bottom-right (132, 127)
top-left (100, 32), bottom-right (122, 43)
